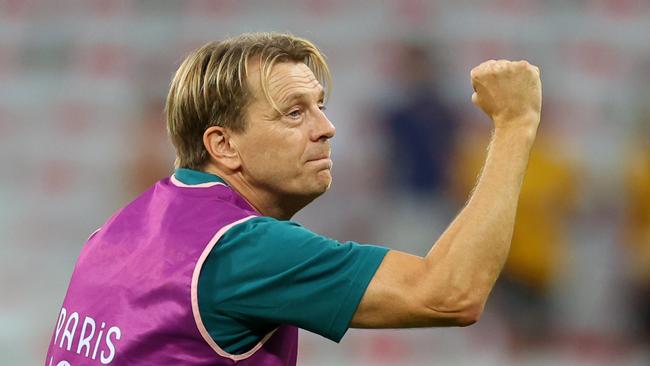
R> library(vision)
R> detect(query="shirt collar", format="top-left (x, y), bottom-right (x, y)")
top-left (174, 168), bottom-right (227, 186)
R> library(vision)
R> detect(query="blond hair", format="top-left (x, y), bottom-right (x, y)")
top-left (165, 32), bottom-right (331, 169)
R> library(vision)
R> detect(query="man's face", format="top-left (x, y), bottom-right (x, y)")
top-left (232, 61), bottom-right (336, 203)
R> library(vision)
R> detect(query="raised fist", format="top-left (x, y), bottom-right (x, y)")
top-left (470, 60), bottom-right (541, 130)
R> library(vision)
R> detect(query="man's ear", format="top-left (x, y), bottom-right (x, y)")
top-left (203, 126), bottom-right (241, 171)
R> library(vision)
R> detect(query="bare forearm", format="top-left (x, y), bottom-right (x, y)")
top-left (424, 124), bottom-right (537, 314)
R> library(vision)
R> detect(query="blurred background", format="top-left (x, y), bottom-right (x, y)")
top-left (1, 0), bottom-right (649, 365)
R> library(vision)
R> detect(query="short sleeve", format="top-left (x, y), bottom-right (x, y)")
top-left (197, 216), bottom-right (388, 354)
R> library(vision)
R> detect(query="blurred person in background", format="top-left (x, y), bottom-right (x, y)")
top-left (450, 106), bottom-right (580, 350)
top-left (622, 113), bottom-right (650, 345)
top-left (372, 41), bottom-right (460, 255)
top-left (45, 32), bottom-right (542, 365)
top-left (381, 42), bottom-right (459, 198)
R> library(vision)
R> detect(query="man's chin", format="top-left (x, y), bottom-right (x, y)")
top-left (290, 171), bottom-right (332, 201)
top-left (302, 177), bottom-right (331, 201)
top-left (316, 170), bottom-right (333, 192)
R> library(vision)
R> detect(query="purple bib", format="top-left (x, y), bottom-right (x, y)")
top-left (45, 176), bottom-right (298, 365)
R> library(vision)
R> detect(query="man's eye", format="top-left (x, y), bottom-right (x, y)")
top-left (318, 104), bottom-right (327, 111)
top-left (286, 109), bottom-right (302, 119)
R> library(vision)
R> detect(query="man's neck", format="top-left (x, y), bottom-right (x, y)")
top-left (202, 165), bottom-right (307, 220)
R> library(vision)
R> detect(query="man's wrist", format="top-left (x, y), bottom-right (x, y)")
top-left (492, 123), bottom-right (538, 148)
top-left (493, 113), bottom-right (538, 137)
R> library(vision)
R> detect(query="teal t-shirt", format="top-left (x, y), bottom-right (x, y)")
top-left (176, 169), bottom-right (389, 355)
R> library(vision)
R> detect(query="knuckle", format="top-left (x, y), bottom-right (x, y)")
top-left (472, 65), bottom-right (488, 78)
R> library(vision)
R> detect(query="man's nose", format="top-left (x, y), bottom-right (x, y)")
top-left (312, 109), bottom-right (336, 142)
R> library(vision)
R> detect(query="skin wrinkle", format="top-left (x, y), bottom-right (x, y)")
top-left (257, 55), bottom-right (329, 117)
top-left (260, 54), bottom-right (283, 113)
top-left (260, 65), bottom-right (323, 117)
top-left (269, 71), bottom-right (324, 118)
top-left (274, 84), bottom-right (323, 107)
top-left (279, 88), bottom-right (325, 108)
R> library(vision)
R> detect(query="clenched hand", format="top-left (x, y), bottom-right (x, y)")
top-left (471, 60), bottom-right (542, 130)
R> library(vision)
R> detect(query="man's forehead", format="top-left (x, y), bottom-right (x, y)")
top-left (248, 60), bottom-right (323, 103)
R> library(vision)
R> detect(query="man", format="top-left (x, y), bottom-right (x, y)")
top-left (45, 32), bottom-right (541, 365)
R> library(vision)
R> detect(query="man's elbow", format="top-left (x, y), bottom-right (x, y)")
top-left (424, 292), bottom-right (486, 327)
top-left (453, 304), bottom-right (483, 327)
